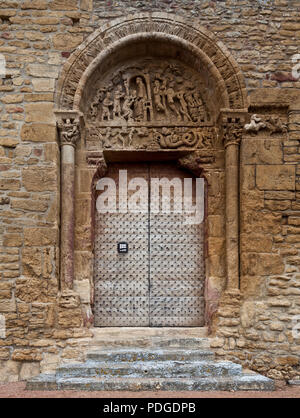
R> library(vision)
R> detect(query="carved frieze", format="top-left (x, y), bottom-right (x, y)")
top-left (86, 125), bottom-right (218, 151)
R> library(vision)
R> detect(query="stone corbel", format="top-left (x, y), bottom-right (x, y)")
top-left (219, 109), bottom-right (248, 291)
top-left (55, 110), bottom-right (84, 291)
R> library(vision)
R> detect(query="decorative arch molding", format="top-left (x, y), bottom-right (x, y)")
top-left (55, 13), bottom-right (248, 113)
top-left (55, 14), bottom-right (249, 320)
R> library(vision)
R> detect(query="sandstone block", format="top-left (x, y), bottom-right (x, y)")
top-left (73, 280), bottom-right (90, 304)
top-left (21, 123), bottom-right (56, 143)
top-left (25, 103), bottom-right (55, 124)
top-left (0, 360), bottom-right (19, 383)
top-left (241, 138), bottom-right (283, 165)
top-left (0, 137), bottom-right (19, 147)
top-left (240, 234), bottom-right (273, 253)
top-left (12, 349), bottom-right (42, 362)
top-left (0, 94), bottom-right (23, 104)
top-left (3, 233), bottom-right (22, 247)
top-left (275, 356), bottom-right (299, 366)
top-left (242, 253), bottom-right (284, 276)
top-left (32, 78), bottom-right (55, 92)
top-left (27, 65), bottom-right (59, 79)
top-left (52, 33), bottom-right (84, 50)
top-left (19, 362), bottom-right (40, 381)
top-left (21, 1), bottom-right (47, 9)
top-left (24, 228), bottom-right (57, 246)
top-left (22, 247), bottom-right (42, 277)
top-left (11, 199), bottom-right (48, 212)
top-left (22, 167), bottom-right (57, 191)
top-left (0, 298), bottom-right (16, 312)
top-left (58, 308), bottom-right (83, 328)
top-left (50, 0), bottom-right (78, 10)
top-left (15, 277), bottom-right (56, 303)
top-left (256, 165), bottom-right (295, 190)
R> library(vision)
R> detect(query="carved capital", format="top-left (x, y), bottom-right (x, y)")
top-left (55, 110), bottom-right (83, 148)
top-left (223, 122), bottom-right (243, 148)
top-left (218, 109), bottom-right (248, 148)
top-left (87, 152), bottom-right (108, 182)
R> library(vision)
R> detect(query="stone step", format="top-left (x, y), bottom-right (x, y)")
top-left (26, 373), bottom-right (274, 392)
top-left (89, 337), bottom-right (211, 350)
top-left (86, 348), bottom-right (215, 363)
top-left (56, 360), bottom-right (242, 379)
top-left (90, 327), bottom-right (208, 339)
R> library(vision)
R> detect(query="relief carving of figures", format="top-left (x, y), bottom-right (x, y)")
top-left (88, 125), bottom-right (216, 151)
top-left (57, 118), bottom-right (80, 147)
top-left (244, 114), bottom-right (287, 135)
top-left (223, 122), bottom-right (243, 147)
top-left (88, 59), bottom-right (210, 125)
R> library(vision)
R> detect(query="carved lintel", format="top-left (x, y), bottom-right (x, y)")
top-left (55, 110), bottom-right (84, 148)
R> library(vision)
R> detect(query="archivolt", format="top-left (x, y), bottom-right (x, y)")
top-left (55, 13), bottom-right (248, 113)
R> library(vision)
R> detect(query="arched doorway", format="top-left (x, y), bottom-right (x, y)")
top-left (54, 13), bottom-right (248, 329)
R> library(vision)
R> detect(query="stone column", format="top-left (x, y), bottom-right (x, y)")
top-left (223, 122), bottom-right (242, 290)
top-left (56, 111), bottom-right (82, 290)
top-left (220, 110), bottom-right (246, 290)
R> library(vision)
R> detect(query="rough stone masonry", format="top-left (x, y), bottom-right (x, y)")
top-left (0, 0), bottom-right (299, 384)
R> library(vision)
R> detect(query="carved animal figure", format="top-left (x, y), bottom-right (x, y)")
top-left (244, 114), bottom-right (266, 133)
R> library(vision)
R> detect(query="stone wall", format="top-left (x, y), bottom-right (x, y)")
top-left (211, 106), bottom-right (300, 381)
top-left (0, 0), bottom-right (299, 382)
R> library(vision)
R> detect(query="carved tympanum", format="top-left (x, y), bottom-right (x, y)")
top-left (85, 58), bottom-right (218, 151)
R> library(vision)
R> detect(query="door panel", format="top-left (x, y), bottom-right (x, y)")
top-left (149, 163), bottom-right (205, 326)
top-left (94, 164), bottom-right (150, 326)
top-left (94, 162), bottom-right (205, 327)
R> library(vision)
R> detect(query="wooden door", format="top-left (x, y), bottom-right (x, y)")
top-left (94, 162), bottom-right (205, 326)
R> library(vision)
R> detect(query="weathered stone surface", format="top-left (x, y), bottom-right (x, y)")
top-left (22, 167), bottom-right (57, 191)
top-left (241, 253), bottom-right (284, 276)
top-left (256, 165), bottom-right (295, 190)
top-left (241, 138), bottom-right (283, 165)
top-left (21, 123), bottom-right (56, 142)
top-left (24, 228), bottom-right (58, 246)
top-left (25, 103), bottom-right (55, 124)
top-left (19, 362), bottom-right (41, 381)
top-left (52, 34), bottom-right (83, 50)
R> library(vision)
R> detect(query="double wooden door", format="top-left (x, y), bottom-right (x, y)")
top-left (94, 162), bottom-right (205, 326)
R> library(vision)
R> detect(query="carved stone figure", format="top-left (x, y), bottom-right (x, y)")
top-left (265, 115), bottom-right (287, 134)
top-left (153, 79), bottom-right (165, 113)
top-left (57, 118), bottom-right (80, 147)
top-left (87, 58), bottom-right (209, 125)
top-left (244, 114), bottom-right (266, 133)
top-left (112, 85), bottom-right (124, 119)
top-left (177, 91), bottom-right (192, 122)
top-left (134, 76), bottom-right (148, 121)
top-left (101, 92), bottom-right (113, 121)
top-left (244, 114), bottom-right (287, 135)
top-left (166, 80), bottom-right (180, 120)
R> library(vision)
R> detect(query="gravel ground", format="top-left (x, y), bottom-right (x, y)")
top-left (0, 381), bottom-right (299, 398)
